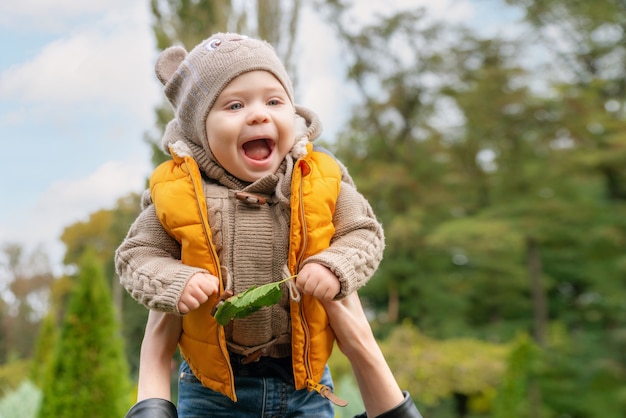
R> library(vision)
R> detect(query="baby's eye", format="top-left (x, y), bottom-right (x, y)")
top-left (229, 103), bottom-right (243, 110)
top-left (267, 99), bottom-right (280, 106)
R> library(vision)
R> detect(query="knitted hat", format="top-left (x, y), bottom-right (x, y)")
top-left (155, 33), bottom-right (295, 156)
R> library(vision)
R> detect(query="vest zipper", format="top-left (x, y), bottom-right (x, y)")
top-left (295, 164), bottom-right (314, 384)
top-left (185, 158), bottom-right (236, 399)
top-left (296, 159), bottom-right (348, 407)
top-left (295, 161), bottom-right (309, 271)
top-left (306, 379), bottom-right (349, 407)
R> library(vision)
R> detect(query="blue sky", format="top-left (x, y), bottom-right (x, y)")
top-left (0, 0), bottom-right (521, 272)
top-left (0, 1), bottom-right (159, 271)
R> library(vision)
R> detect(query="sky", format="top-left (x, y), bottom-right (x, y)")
top-left (0, 0), bottom-right (521, 273)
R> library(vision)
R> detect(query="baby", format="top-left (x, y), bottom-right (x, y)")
top-left (116, 32), bottom-right (385, 417)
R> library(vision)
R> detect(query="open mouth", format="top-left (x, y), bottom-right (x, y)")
top-left (242, 138), bottom-right (274, 161)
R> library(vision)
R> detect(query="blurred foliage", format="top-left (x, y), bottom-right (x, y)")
top-left (380, 323), bottom-right (509, 408)
top-left (60, 194), bottom-right (148, 377)
top-left (38, 251), bottom-right (132, 418)
top-left (327, 349), bottom-right (365, 418)
top-left (0, 245), bottom-right (53, 364)
top-left (0, 359), bottom-right (31, 398)
top-left (491, 333), bottom-right (537, 418)
top-left (28, 312), bottom-right (57, 387)
top-left (2, 0), bottom-right (626, 416)
top-left (0, 380), bottom-right (41, 418)
top-left (318, 0), bottom-right (626, 416)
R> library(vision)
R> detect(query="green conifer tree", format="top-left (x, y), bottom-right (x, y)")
top-left (29, 312), bottom-right (57, 387)
top-left (38, 251), bottom-right (132, 418)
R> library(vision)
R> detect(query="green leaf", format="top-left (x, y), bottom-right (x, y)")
top-left (213, 276), bottom-right (295, 326)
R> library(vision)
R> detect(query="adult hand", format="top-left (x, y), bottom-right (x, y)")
top-left (321, 291), bottom-right (374, 357)
top-left (322, 292), bottom-right (408, 417)
top-left (137, 311), bottom-right (181, 402)
top-left (178, 272), bottom-right (219, 314)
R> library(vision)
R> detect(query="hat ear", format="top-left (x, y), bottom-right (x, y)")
top-left (155, 46), bottom-right (188, 85)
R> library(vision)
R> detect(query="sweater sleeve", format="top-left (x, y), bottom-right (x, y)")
top-left (115, 202), bottom-right (209, 314)
top-left (302, 164), bottom-right (385, 297)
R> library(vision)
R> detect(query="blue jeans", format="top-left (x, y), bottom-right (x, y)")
top-left (177, 359), bottom-right (335, 417)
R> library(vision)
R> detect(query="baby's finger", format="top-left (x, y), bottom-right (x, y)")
top-left (294, 274), bottom-right (308, 293)
top-left (304, 280), bottom-right (319, 297)
top-left (198, 275), bottom-right (219, 296)
top-left (178, 300), bottom-right (191, 314)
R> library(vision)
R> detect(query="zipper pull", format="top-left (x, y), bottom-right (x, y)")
top-left (307, 380), bottom-right (349, 407)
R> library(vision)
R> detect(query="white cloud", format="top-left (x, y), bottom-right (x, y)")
top-left (0, 0), bottom-right (135, 32)
top-left (39, 159), bottom-right (150, 211)
top-left (12, 158), bottom-right (150, 236)
top-left (0, 1), bottom-right (161, 272)
top-left (0, 0), bottom-right (130, 16)
top-left (0, 2), bottom-right (160, 123)
top-left (2, 158), bottom-right (151, 269)
top-left (0, 108), bottom-right (27, 126)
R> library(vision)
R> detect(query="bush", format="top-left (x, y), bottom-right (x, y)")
top-left (0, 359), bottom-right (31, 398)
top-left (0, 380), bottom-right (41, 418)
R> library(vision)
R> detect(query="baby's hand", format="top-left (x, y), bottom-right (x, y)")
top-left (296, 263), bottom-right (340, 301)
top-left (178, 272), bottom-right (219, 314)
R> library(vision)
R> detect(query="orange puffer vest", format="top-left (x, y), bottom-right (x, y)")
top-left (149, 142), bottom-right (341, 402)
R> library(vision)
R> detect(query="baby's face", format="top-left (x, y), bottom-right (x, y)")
top-left (205, 70), bottom-right (296, 182)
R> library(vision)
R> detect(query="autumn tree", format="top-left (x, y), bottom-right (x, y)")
top-left (0, 244), bottom-right (53, 363)
top-left (59, 194), bottom-right (147, 376)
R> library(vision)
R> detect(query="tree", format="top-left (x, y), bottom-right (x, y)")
top-left (29, 312), bottom-right (57, 387)
top-left (495, 3), bottom-right (626, 416)
top-left (0, 244), bottom-right (53, 363)
top-left (60, 194), bottom-right (147, 377)
top-left (317, 4), bottom-right (458, 327)
top-left (319, 1), bottom-right (626, 416)
top-left (150, 0), bottom-right (300, 81)
top-left (504, 0), bottom-right (626, 202)
top-left (38, 251), bottom-right (132, 418)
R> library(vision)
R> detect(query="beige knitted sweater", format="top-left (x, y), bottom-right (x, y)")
top-left (115, 107), bottom-right (384, 350)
